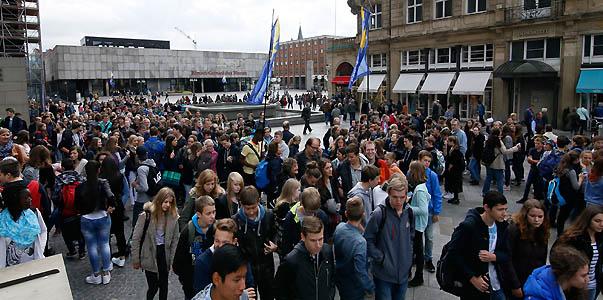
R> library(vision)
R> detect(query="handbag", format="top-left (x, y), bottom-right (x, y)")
top-left (162, 170), bottom-right (181, 186)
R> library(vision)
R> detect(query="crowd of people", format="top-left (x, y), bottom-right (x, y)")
top-left (0, 92), bottom-right (602, 300)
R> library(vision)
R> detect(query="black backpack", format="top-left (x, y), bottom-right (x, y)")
top-left (142, 164), bottom-right (162, 197)
top-left (481, 143), bottom-right (497, 166)
top-left (436, 240), bottom-right (465, 296)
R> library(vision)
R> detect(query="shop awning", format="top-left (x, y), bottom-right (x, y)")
top-left (392, 73), bottom-right (425, 93)
top-left (576, 69), bottom-right (603, 94)
top-left (357, 74), bottom-right (386, 92)
top-left (419, 72), bottom-right (455, 94)
top-left (452, 71), bottom-right (492, 95)
top-left (493, 60), bottom-right (557, 79)
top-left (331, 76), bottom-right (351, 85)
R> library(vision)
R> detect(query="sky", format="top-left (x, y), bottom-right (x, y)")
top-left (40, 0), bottom-right (358, 53)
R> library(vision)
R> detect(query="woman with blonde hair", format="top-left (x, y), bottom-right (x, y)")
top-left (179, 169), bottom-right (224, 229)
top-left (407, 160), bottom-right (430, 287)
top-left (274, 178), bottom-right (301, 259)
top-left (0, 128), bottom-right (13, 159)
top-left (215, 172), bottom-right (244, 219)
top-left (132, 187), bottom-right (180, 300)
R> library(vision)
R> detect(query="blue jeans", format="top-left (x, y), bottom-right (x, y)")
top-left (423, 214), bottom-right (434, 262)
top-left (374, 277), bottom-right (407, 300)
top-left (81, 215), bottom-right (112, 274)
top-left (469, 158), bottom-right (481, 182)
top-left (490, 289), bottom-right (505, 300)
top-left (587, 288), bottom-right (598, 300)
top-left (482, 168), bottom-right (504, 195)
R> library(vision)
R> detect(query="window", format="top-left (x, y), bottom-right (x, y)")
top-left (320, 49), bottom-right (324, 53)
top-left (546, 38), bottom-right (560, 58)
top-left (371, 4), bottom-right (383, 29)
top-left (437, 48), bottom-right (450, 63)
top-left (467, 0), bottom-right (486, 13)
top-left (511, 42), bottom-right (524, 60)
top-left (370, 53), bottom-right (387, 68)
top-left (408, 0), bottom-right (423, 23)
top-left (435, 0), bottom-right (452, 18)
top-left (524, 0), bottom-right (551, 10)
top-left (314, 41), bottom-right (317, 45)
top-left (584, 34), bottom-right (603, 58)
top-left (526, 40), bottom-right (545, 58)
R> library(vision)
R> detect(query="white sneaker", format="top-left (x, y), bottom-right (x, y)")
top-left (85, 274), bottom-right (102, 285)
top-left (443, 192), bottom-right (453, 199)
top-left (102, 272), bottom-right (111, 285)
top-left (112, 257), bottom-right (125, 267)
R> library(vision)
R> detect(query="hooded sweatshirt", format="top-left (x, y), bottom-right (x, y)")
top-left (347, 182), bottom-right (374, 225)
top-left (191, 283), bottom-right (250, 300)
top-left (522, 265), bottom-right (564, 300)
top-left (135, 158), bottom-right (156, 203)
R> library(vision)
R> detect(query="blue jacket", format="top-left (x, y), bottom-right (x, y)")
top-left (334, 223), bottom-right (374, 299)
top-left (425, 168), bottom-right (442, 216)
top-left (364, 198), bottom-right (414, 284)
top-left (193, 247), bottom-right (254, 294)
top-left (585, 176), bottom-right (603, 207)
top-left (144, 136), bottom-right (165, 170)
top-left (522, 265), bottom-right (564, 300)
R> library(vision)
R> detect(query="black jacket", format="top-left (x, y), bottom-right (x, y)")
top-left (274, 241), bottom-right (336, 300)
top-left (504, 222), bottom-right (548, 290)
top-left (336, 159), bottom-right (355, 198)
top-left (232, 207), bottom-right (276, 283)
top-left (281, 205), bottom-right (331, 257)
top-left (447, 208), bottom-right (511, 298)
top-left (216, 144), bottom-right (240, 183)
top-left (471, 133), bottom-right (485, 161)
top-left (2, 116), bottom-right (26, 135)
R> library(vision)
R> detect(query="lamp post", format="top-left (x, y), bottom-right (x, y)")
top-left (190, 78), bottom-right (198, 94)
top-left (325, 64), bottom-right (330, 96)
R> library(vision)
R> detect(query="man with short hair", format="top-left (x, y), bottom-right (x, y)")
top-left (295, 137), bottom-right (321, 178)
top-left (281, 121), bottom-right (294, 144)
top-left (191, 244), bottom-right (255, 300)
top-left (446, 191), bottom-right (511, 299)
top-left (3, 107), bottom-right (25, 135)
top-left (273, 131), bottom-right (289, 160)
top-left (417, 150), bottom-right (442, 273)
top-left (364, 177), bottom-right (414, 300)
top-left (451, 119), bottom-right (468, 155)
top-left (231, 186), bottom-right (277, 300)
top-left (334, 197), bottom-right (374, 299)
top-left (274, 216), bottom-right (336, 300)
top-left (347, 165), bottom-right (381, 223)
top-left (302, 103), bottom-right (312, 134)
top-left (174, 196), bottom-right (217, 300)
top-left (144, 126), bottom-right (165, 171)
top-left (399, 135), bottom-right (419, 174)
top-left (362, 140), bottom-right (390, 183)
top-left (240, 131), bottom-right (263, 186)
top-left (131, 146), bottom-right (157, 227)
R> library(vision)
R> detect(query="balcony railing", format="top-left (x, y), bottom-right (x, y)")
top-left (326, 37), bottom-right (355, 52)
top-left (503, 0), bottom-right (563, 24)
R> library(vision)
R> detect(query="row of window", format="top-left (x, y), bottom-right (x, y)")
top-left (400, 44), bottom-right (493, 67)
top-left (280, 49), bottom-right (324, 58)
top-left (281, 40), bottom-right (324, 49)
top-left (370, 0), bottom-right (553, 26)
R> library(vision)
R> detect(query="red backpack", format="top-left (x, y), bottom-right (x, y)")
top-left (61, 182), bottom-right (81, 218)
top-left (28, 180), bottom-right (42, 211)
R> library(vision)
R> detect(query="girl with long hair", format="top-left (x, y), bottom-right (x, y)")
top-left (179, 169), bottom-right (224, 229)
top-left (274, 178), bottom-right (301, 259)
top-left (501, 124), bottom-right (515, 190)
top-left (179, 140), bottom-right (201, 205)
top-left (70, 146), bottom-right (88, 176)
top-left (556, 205), bottom-right (603, 300)
top-left (99, 157), bottom-right (127, 268)
top-left (585, 157), bottom-right (603, 207)
top-left (507, 199), bottom-right (550, 299)
top-left (132, 187), bottom-right (179, 300)
top-left (317, 158), bottom-right (340, 235)
top-left (75, 160), bottom-right (116, 285)
top-left (481, 128), bottom-right (521, 195)
top-left (215, 172), bottom-right (244, 219)
top-left (407, 161), bottom-right (430, 287)
top-left (554, 151), bottom-right (585, 236)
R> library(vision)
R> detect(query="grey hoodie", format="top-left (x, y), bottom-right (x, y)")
top-left (135, 158), bottom-right (156, 203)
top-left (347, 182), bottom-right (374, 224)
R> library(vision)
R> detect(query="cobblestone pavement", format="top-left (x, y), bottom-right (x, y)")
top-left (55, 121), bottom-right (541, 300)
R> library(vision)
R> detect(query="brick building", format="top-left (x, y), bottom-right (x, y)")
top-left (273, 29), bottom-right (342, 91)
top-left (329, 0), bottom-right (603, 126)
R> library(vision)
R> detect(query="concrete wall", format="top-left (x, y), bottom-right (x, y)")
top-left (44, 46), bottom-right (268, 81)
top-left (0, 57), bottom-right (29, 120)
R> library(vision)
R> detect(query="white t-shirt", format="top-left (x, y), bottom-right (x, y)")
top-left (488, 223), bottom-right (501, 291)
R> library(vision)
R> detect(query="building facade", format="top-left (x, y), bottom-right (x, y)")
top-left (273, 34), bottom-right (341, 91)
top-left (330, 0), bottom-right (603, 126)
top-left (44, 39), bottom-right (267, 101)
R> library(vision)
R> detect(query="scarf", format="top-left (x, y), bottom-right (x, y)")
top-left (0, 209), bottom-right (41, 249)
top-left (0, 140), bottom-right (13, 159)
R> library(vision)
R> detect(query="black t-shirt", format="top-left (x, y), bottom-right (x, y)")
top-left (528, 148), bottom-right (544, 170)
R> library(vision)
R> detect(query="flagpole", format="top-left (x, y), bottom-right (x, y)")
top-left (262, 9), bottom-right (275, 131)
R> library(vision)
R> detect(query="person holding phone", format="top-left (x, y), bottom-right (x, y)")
top-left (446, 191), bottom-right (512, 299)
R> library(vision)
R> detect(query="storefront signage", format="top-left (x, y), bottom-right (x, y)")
top-left (190, 71), bottom-right (248, 77)
top-left (513, 26), bottom-right (553, 39)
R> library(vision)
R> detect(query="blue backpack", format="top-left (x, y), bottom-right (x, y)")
top-left (546, 177), bottom-right (566, 207)
top-left (538, 151), bottom-right (561, 181)
top-left (255, 159), bottom-right (270, 189)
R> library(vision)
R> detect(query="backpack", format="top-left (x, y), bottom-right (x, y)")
top-left (546, 177), bottom-right (566, 207)
top-left (433, 149), bottom-right (445, 176)
top-left (436, 240), bottom-right (465, 296)
top-left (27, 180), bottom-right (51, 219)
top-left (481, 143), bottom-right (497, 166)
top-left (538, 151), bottom-right (562, 181)
top-left (142, 164), bottom-right (162, 197)
top-left (255, 160), bottom-right (270, 189)
top-left (61, 182), bottom-right (81, 218)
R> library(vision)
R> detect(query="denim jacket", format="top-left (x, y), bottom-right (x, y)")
top-left (334, 223), bottom-right (374, 299)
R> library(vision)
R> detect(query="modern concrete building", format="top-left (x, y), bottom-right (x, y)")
top-left (273, 29), bottom-right (343, 91)
top-left (330, 0), bottom-right (603, 126)
top-left (44, 38), bottom-right (267, 101)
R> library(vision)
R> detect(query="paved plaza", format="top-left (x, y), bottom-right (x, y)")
top-left (56, 120), bottom-right (538, 300)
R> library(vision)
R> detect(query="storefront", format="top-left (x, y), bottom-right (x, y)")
top-left (451, 71), bottom-right (493, 119)
top-left (576, 69), bottom-right (603, 120)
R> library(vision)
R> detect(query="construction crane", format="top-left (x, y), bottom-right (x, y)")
top-left (174, 27), bottom-right (198, 50)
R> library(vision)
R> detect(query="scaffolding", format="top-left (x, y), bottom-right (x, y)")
top-left (0, 0), bottom-right (44, 106)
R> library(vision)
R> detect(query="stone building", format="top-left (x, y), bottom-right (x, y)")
top-left (44, 37), bottom-right (267, 101)
top-left (329, 0), bottom-right (603, 126)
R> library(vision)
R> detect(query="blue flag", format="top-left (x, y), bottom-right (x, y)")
top-left (249, 18), bottom-right (280, 105)
top-left (348, 8), bottom-right (371, 90)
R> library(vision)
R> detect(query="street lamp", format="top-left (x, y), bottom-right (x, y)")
top-left (136, 80), bottom-right (146, 95)
top-left (190, 78), bottom-right (198, 94)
